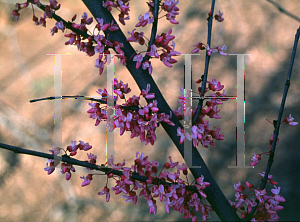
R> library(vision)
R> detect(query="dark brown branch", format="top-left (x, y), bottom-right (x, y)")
top-left (30, 96), bottom-right (140, 111)
top-left (192, 0), bottom-right (215, 125)
top-left (266, 0), bottom-right (300, 22)
top-left (243, 26), bottom-right (300, 221)
top-left (0, 142), bottom-right (202, 198)
top-left (30, 95), bottom-right (107, 104)
top-left (143, 0), bottom-right (159, 62)
top-left (81, 0), bottom-right (240, 221)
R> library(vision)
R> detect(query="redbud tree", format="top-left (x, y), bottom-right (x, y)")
top-left (0, 0), bottom-right (300, 221)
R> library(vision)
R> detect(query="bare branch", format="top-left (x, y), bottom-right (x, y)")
top-left (243, 26), bottom-right (300, 221)
top-left (192, 0), bottom-right (215, 125)
top-left (266, 0), bottom-right (300, 22)
top-left (143, 0), bottom-right (159, 62)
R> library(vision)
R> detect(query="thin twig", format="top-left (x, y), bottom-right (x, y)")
top-left (29, 96), bottom-right (140, 111)
top-left (143, 0), bottom-right (159, 62)
top-left (0, 142), bottom-right (202, 196)
top-left (30, 96), bottom-right (107, 104)
top-left (266, 0), bottom-right (300, 23)
top-left (243, 26), bottom-right (300, 221)
top-left (28, 0), bottom-right (90, 39)
top-left (192, 0), bottom-right (215, 125)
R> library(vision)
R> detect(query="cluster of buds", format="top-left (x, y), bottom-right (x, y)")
top-left (63, 14), bottom-right (123, 74)
top-left (207, 10), bottom-right (224, 22)
top-left (230, 173), bottom-right (285, 221)
top-left (44, 140), bottom-right (94, 180)
top-left (12, 1), bottom-right (183, 76)
top-left (191, 43), bottom-right (228, 56)
top-left (12, 0), bottom-right (61, 26)
top-left (128, 28), bottom-right (180, 74)
top-left (44, 144), bottom-right (214, 221)
top-left (87, 79), bottom-right (174, 145)
top-left (175, 78), bottom-right (227, 148)
top-left (102, 0), bottom-right (130, 25)
top-left (96, 152), bottom-right (213, 222)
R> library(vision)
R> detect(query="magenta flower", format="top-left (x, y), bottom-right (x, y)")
top-left (284, 114), bottom-right (298, 126)
top-left (98, 186), bottom-right (110, 202)
top-left (207, 78), bottom-right (224, 91)
top-left (136, 12), bottom-right (154, 27)
top-left (146, 45), bottom-right (159, 58)
top-left (214, 10), bottom-right (224, 22)
top-left (250, 153), bottom-right (261, 166)
top-left (80, 174), bottom-right (93, 187)
top-left (133, 54), bottom-right (143, 69)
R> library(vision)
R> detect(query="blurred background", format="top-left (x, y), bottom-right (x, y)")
top-left (0, 0), bottom-right (299, 221)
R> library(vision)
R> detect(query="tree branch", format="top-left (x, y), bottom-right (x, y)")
top-left (192, 0), bottom-right (215, 125)
top-left (243, 26), bottom-right (300, 221)
top-left (81, 0), bottom-right (240, 220)
top-left (30, 96), bottom-right (140, 111)
top-left (143, 0), bottom-right (159, 62)
top-left (0, 142), bottom-right (204, 200)
top-left (266, 0), bottom-right (300, 23)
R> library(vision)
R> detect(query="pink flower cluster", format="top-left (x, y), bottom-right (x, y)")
top-left (12, 2), bottom-right (124, 75)
top-left (12, 1), bottom-right (182, 76)
top-left (129, 28), bottom-right (180, 73)
top-left (229, 173), bottom-right (285, 221)
top-left (87, 79), bottom-right (175, 145)
top-left (44, 144), bottom-right (214, 221)
top-left (44, 140), bottom-right (94, 180)
top-left (175, 78), bottom-right (227, 148)
top-left (207, 10), bottom-right (224, 22)
top-left (283, 114), bottom-right (299, 126)
top-left (13, 0), bottom-right (60, 26)
top-left (162, 0), bottom-right (180, 24)
top-left (63, 14), bottom-right (122, 70)
top-left (124, 1), bottom-right (181, 74)
top-left (191, 43), bottom-right (228, 56)
top-left (102, 0), bottom-right (130, 25)
top-left (96, 152), bottom-right (213, 222)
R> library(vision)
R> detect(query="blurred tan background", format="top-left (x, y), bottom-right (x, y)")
top-left (0, 0), bottom-right (300, 221)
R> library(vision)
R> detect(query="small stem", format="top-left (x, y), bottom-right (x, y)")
top-left (192, 0), bottom-right (215, 125)
top-left (143, 0), bottom-right (159, 62)
top-left (30, 95), bottom-right (141, 111)
top-left (243, 26), bottom-right (300, 221)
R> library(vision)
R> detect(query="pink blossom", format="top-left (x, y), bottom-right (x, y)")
top-left (133, 54), bottom-right (143, 69)
top-left (250, 153), bottom-right (261, 166)
top-left (146, 45), bottom-right (159, 58)
top-left (284, 114), bottom-right (298, 126)
top-left (80, 174), bottom-right (93, 187)
top-left (214, 10), bottom-right (224, 22)
top-left (254, 188), bottom-right (267, 204)
top-left (191, 42), bottom-right (205, 54)
top-left (44, 161), bottom-right (55, 175)
top-left (162, 0), bottom-right (180, 24)
top-left (207, 78), bottom-right (224, 91)
top-left (127, 29), bottom-right (145, 45)
top-left (98, 186), bottom-right (110, 202)
top-left (142, 60), bottom-right (153, 74)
